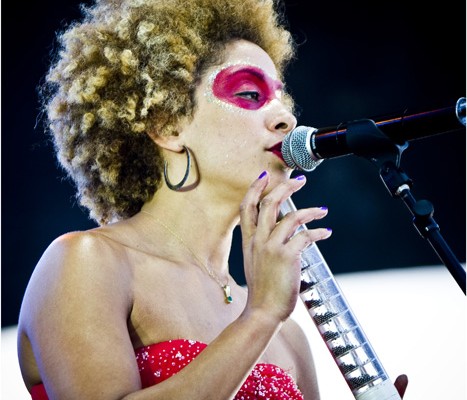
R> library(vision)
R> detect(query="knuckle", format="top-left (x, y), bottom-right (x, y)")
top-left (259, 197), bottom-right (274, 207)
top-left (239, 201), bottom-right (257, 214)
top-left (282, 211), bottom-right (301, 226)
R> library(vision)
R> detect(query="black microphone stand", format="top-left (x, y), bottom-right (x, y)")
top-left (344, 118), bottom-right (466, 294)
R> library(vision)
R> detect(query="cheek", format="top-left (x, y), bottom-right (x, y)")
top-left (212, 121), bottom-right (255, 161)
top-left (192, 112), bottom-right (246, 151)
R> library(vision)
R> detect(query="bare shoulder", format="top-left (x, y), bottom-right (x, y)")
top-left (24, 229), bottom-right (131, 298)
top-left (17, 228), bottom-right (138, 390)
top-left (41, 228), bottom-right (128, 266)
top-left (19, 228), bottom-right (133, 323)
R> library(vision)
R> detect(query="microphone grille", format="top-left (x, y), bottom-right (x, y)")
top-left (281, 126), bottom-right (323, 172)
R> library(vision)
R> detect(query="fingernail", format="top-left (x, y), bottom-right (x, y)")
top-left (320, 206), bottom-right (328, 211)
top-left (258, 171), bottom-right (267, 179)
top-left (326, 228), bottom-right (333, 233)
top-left (295, 174), bottom-right (305, 181)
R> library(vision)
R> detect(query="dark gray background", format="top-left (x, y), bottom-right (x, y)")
top-left (2, 0), bottom-right (466, 327)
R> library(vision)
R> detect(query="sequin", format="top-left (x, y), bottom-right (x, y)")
top-left (135, 339), bottom-right (304, 399)
top-left (30, 339), bottom-right (304, 400)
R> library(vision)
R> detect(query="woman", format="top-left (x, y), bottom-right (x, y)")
top-left (17, 0), bottom-right (407, 398)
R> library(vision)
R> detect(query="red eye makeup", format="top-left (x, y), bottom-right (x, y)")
top-left (209, 64), bottom-right (283, 111)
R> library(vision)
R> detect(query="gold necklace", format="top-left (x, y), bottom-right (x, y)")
top-left (141, 210), bottom-right (233, 304)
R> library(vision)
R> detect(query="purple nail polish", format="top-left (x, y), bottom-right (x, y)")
top-left (258, 171), bottom-right (267, 179)
top-left (326, 227), bottom-right (333, 232)
top-left (295, 175), bottom-right (305, 180)
top-left (320, 206), bottom-right (328, 211)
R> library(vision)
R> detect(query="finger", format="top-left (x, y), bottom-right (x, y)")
top-left (394, 374), bottom-right (408, 398)
top-left (256, 175), bottom-right (307, 240)
top-left (271, 207), bottom-right (329, 244)
top-left (286, 227), bottom-right (333, 256)
top-left (239, 171), bottom-right (270, 241)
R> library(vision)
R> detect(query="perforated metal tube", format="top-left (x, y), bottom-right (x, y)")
top-left (280, 197), bottom-right (401, 400)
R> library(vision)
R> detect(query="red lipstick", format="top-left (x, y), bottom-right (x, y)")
top-left (268, 141), bottom-right (284, 162)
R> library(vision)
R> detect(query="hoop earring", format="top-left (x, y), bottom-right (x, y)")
top-left (163, 146), bottom-right (191, 191)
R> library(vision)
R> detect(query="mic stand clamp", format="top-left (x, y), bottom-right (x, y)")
top-left (345, 119), bottom-right (466, 294)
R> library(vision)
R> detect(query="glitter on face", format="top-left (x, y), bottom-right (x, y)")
top-left (205, 62), bottom-right (283, 113)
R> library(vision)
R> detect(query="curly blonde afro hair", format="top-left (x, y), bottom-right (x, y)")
top-left (40, 0), bottom-right (296, 225)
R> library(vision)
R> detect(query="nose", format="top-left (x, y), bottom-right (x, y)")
top-left (267, 100), bottom-right (297, 135)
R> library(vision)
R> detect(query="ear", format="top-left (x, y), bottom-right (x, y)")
top-left (147, 117), bottom-right (190, 153)
top-left (150, 133), bottom-right (184, 153)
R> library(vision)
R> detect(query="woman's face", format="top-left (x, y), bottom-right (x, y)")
top-left (181, 40), bottom-right (297, 195)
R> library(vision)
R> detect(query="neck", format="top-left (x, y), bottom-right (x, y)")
top-left (140, 186), bottom-right (239, 275)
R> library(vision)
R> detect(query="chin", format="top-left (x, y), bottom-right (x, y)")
top-left (262, 170), bottom-right (293, 192)
top-left (271, 166), bottom-right (293, 179)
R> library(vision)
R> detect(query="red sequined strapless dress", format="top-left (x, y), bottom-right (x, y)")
top-left (30, 339), bottom-right (304, 399)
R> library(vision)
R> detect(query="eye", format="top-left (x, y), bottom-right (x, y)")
top-left (236, 91), bottom-right (260, 101)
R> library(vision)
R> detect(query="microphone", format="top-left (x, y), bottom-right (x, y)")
top-left (282, 97), bottom-right (466, 171)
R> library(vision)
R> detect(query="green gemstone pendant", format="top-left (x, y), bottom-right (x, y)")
top-left (222, 285), bottom-right (233, 304)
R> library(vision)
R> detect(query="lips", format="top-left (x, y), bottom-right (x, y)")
top-left (268, 141), bottom-right (284, 162)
